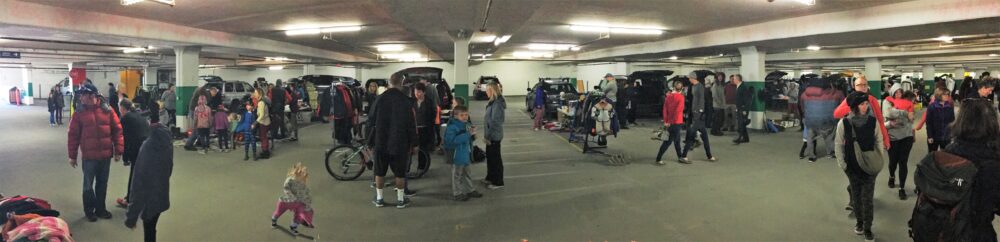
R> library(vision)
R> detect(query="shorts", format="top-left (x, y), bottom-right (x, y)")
top-left (374, 152), bottom-right (409, 177)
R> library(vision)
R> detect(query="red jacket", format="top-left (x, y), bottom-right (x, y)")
top-left (833, 95), bottom-right (890, 149)
top-left (68, 105), bottom-right (124, 160)
top-left (663, 92), bottom-right (685, 125)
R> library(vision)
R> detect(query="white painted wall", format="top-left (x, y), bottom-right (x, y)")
top-left (0, 67), bottom-right (119, 101)
top-left (199, 65), bottom-right (359, 84)
top-left (363, 61), bottom-right (576, 97)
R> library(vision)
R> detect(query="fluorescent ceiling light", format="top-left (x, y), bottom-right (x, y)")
top-left (399, 58), bottom-right (428, 62)
top-left (528, 44), bottom-right (577, 51)
top-left (122, 46), bottom-right (153, 53)
top-left (570, 25), bottom-right (663, 35)
top-left (471, 54), bottom-right (493, 57)
top-left (376, 44), bottom-right (405, 52)
top-left (794, 0), bottom-right (816, 5)
top-left (265, 57), bottom-right (292, 62)
top-left (284, 26), bottom-right (361, 36)
top-left (121, 0), bottom-right (175, 6)
top-left (268, 66), bottom-right (284, 70)
top-left (475, 35), bottom-right (497, 43)
top-left (381, 53), bottom-right (423, 59)
top-left (513, 51), bottom-right (553, 58)
top-left (494, 35), bottom-right (511, 46)
top-left (990, 54), bottom-right (999, 57)
top-left (668, 56), bottom-right (679, 60)
top-left (933, 36), bottom-right (954, 43)
top-left (570, 46), bottom-right (582, 51)
top-left (806, 45), bottom-right (822, 51)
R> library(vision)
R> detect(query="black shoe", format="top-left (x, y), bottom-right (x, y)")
top-left (85, 214), bottom-right (97, 222)
top-left (271, 219), bottom-right (278, 228)
top-left (621, 126), bottom-right (629, 130)
top-left (404, 190), bottom-right (417, 197)
top-left (454, 194), bottom-right (470, 201)
top-left (888, 177), bottom-right (896, 188)
top-left (467, 191), bottom-right (483, 198)
top-left (290, 225), bottom-right (299, 235)
top-left (183, 146), bottom-right (196, 151)
top-left (899, 189), bottom-right (908, 200)
top-left (808, 157), bottom-right (817, 163)
top-left (244, 155), bottom-right (250, 161)
top-left (863, 231), bottom-right (874, 242)
top-left (95, 210), bottom-right (112, 219)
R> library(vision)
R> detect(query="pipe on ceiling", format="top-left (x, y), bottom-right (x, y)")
top-left (479, 0), bottom-right (493, 32)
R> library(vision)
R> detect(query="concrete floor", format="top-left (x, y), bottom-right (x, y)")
top-left (1, 99), bottom-right (997, 242)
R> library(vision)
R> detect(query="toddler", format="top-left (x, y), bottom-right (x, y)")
top-left (214, 105), bottom-right (231, 152)
top-left (271, 162), bottom-right (313, 234)
top-left (235, 104), bottom-right (257, 160)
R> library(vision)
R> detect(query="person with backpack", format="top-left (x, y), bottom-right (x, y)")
top-left (910, 98), bottom-right (1000, 242)
top-left (834, 92), bottom-right (887, 242)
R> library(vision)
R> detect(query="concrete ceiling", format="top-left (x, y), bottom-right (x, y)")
top-left (20, 0), bottom-right (912, 61)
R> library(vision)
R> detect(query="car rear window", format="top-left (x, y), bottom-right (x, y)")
top-left (544, 84), bottom-right (575, 93)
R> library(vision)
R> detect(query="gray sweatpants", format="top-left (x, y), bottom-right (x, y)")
top-left (452, 164), bottom-right (475, 196)
top-left (806, 125), bottom-right (835, 158)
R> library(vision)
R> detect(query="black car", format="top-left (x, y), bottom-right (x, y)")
top-left (625, 70), bottom-right (674, 117)
top-left (473, 76), bottom-right (499, 100)
top-left (525, 78), bottom-right (578, 118)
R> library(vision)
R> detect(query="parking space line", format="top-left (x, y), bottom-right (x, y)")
top-left (505, 171), bottom-right (579, 179)
top-left (550, 132), bottom-right (584, 153)
top-left (505, 158), bottom-right (577, 166)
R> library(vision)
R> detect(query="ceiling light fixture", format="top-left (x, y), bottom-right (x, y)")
top-left (668, 56), bottom-right (679, 60)
top-left (121, 0), bottom-right (175, 6)
top-left (375, 44), bottom-right (405, 52)
top-left (570, 25), bottom-right (664, 35)
top-left (806, 45), bottom-right (822, 51)
top-left (381, 53), bottom-right (423, 59)
top-left (475, 35), bottom-right (497, 43)
top-left (494, 35), bottom-right (512, 46)
top-left (122, 46), bottom-right (154, 54)
top-left (570, 46), bottom-right (582, 51)
top-left (990, 54), bottom-right (999, 57)
top-left (284, 26), bottom-right (362, 36)
top-left (265, 57), bottom-right (292, 62)
top-left (933, 36), bottom-right (954, 43)
top-left (513, 51), bottom-right (554, 58)
top-left (268, 66), bottom-right (284, 70)
top-left (794, 0), bottom-right (816, 6)
top-left (527, 44), bottom-right (578, 51)
top-left (471, 54), bottom-right (493, 57)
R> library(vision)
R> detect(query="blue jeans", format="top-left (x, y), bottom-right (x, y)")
top-left (82, 159), bottom-right (111, 215)
top-left (655, 125), bottom-right (683, 161)
top-left (682, 125), bottom-right (713, 158)
top-left (49, 111), bottom-right (56, 125)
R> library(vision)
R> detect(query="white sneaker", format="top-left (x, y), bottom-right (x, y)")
top-left (487, 184), bottom-right (504, 190)
top-left (656, 160), bottom-right (665, 165)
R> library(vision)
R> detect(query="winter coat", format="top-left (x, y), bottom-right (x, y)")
top-left (533, 86), bottom-right (546, 108)
top-left (125, 123), bottom-right (173, 223)
top-left (207, 93), bottom-right (223, 111)
top-left (834, 113), bottom-right (887, 173)
top-left (279, 177), bottom-right (312, 209)
top-left (67, 103), bottom-right (124, 161)
top-left (213, 111), bottom-right (229, 130)
top-left (662, 92), bottom-right (685, 125)
top-left (194, 99), bottom-right (212, 129)
top-left (369, 88), bottom-right (417, 156)
top-left (415, 98), bottom-right (436, 127)
top-left (444, 118), bottom-right (472, 165)
top-left (735, 82), bottom-right (754, 111)
top-left (711, 81), bottom-right (726, 108)
top-left (120, 111), bottom-right (149, 164)
top-left (801, 86), bottom-right (844, 130)
top-left (925, 100), bottom-right (955, 140)
top-left (484, 96), bottom-right (507, 142)
top-left (329, 85), bottom-right (353, 120)
top-left (235, 111), bottom-right (256, 133)
top-left (786, 82), bottom-right (800, 104)
top-left (602, 79), bottom-right (618, 102)
top-left (160, 90), bottom-right (176, 110)
top-left (942, 140), bottom-right (1000, 242)
top-left (833, 94), bottom-right (890, 148)
top-left (256, 99), bottom-right (271, 126)
top-left (883, 104), bottom-right (913, 141)
top-left (724, 82), bottom-right (737, 105)
top-left (884, 83), bottom-right (914, 112)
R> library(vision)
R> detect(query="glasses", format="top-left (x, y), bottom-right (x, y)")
top-left (854, 83), bottom-right (869, 87)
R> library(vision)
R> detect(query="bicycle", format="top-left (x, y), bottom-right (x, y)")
top-left (324, 140), bottom-right (372, 181)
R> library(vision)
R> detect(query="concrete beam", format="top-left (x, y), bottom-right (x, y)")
top-left (563, 0), bottom-right (1000, 60)
top-left (0, 1), bottom-right (373, 62)
top-left (765, 46), bottom-right (1000, 63)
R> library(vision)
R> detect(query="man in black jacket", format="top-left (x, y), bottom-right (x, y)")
top-left (116, 99), bottom-right (149, 208)
top-left (734, 74), bottom-right (754, 144)
top-left (270, 80), bottom-right (289, 139)
top-left (368, 74), bottom-right (418, 209)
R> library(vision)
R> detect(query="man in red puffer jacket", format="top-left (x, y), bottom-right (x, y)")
top-left (67, 83), bottom-right (124, 222)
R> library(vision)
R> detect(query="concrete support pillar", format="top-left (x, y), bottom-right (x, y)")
top-left (991, 68), bottom-right (1000, 78)
top-left (174, 46), bottom-right (200, 129)
top-left (922, 65), bottom-right (935, 92)
top-left (738, 46), bottom-right (766, 129)
top-left (954, 67), bottom-right (966, 79)
top-left (303, 64), bottom-right (316, 76)
top-left (143, 66), bottom-right (158, 88)
top-left (453, 38), bottom-right (471, 101)
top-left (354, 66), bottom-right (364, 81)
top-left (864, 58), bottom-right (883, 98)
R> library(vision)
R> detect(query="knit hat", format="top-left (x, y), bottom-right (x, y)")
top-left (847, 92), bottom-right (868, 108)
top-left (604, 73), bottom-right (614, 78)
top-left (75, 83), bottom-right (98, 94)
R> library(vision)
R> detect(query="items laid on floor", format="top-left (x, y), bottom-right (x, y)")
top-left (0, 194), bottom-right (72, 242)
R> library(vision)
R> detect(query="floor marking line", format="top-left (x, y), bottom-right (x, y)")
top-left (501, 182), bottom-right (629, 199)
top-left (505, 158), bottom-right (577, 166)
top-left (550, 132), bottom-right (584, 152)
top-left (505, 170), bottom-right (580, 179)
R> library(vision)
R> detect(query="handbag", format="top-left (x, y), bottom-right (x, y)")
top-left (472, 145), bottom-right (486, 163)
top-left (848, 122), bottom-right (885, 175)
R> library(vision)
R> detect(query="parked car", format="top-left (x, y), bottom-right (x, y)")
top-left (473, 76), bottom-right (499, 100)
top-left (198, 75), bottom-right (253, 104)
top-left (525, 78), bottom-right (578, 118)
top-left (296, 75), bottom-right (360, 121)
top-left (626, 70), bottom-right (674, 117)
top-left (393, 67), bottom-right (453, 112)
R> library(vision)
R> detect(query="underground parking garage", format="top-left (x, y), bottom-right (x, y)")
top-left (2, 0), bottom-right (1000, 241)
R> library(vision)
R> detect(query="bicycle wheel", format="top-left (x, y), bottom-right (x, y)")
top-left (408, 149), bottom-right (431, 179)
top-left (325, 144), bottom-right (366, 181)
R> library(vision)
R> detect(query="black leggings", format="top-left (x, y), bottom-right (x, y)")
top-left (928, 138), bottom-right (950, 152)
top-left (143, 212), bottom-right (161, 242)
top-left (888, 137), bottom-right (915, 188)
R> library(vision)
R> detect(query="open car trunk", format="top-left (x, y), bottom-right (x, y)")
top-left (627, 70), bottom-right (674, 118)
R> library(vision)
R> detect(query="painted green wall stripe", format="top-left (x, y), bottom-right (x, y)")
top-left (453, 84), bottom-right (469, 104)
top-left (175, 86), bottom-right (196, 116)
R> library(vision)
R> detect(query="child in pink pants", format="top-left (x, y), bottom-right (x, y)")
top-left (271, 163), bottom-right (313, 234)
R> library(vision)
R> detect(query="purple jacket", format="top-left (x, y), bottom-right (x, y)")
top-left (213, 111), bottom-right (230, 130)
top-left (925, 100), bottom-right (954, 140)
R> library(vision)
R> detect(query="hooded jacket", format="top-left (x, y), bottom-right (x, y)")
top-left (67, 99), bottom-right (124, 161)
top-left (121, 110), bottom-right (149, 164)
top-left (125, 123), bottom-right (173, 223)
top-left (801, 86), bottom-right (844, 130)
top-left (370, 88), bottom-right (418, 155)
top-left (883, 102), bottom-right (914, 141)
top-left (925, 100), bottom-right (955, 140)
top-left (884, 83), bottom-right (914, 112)
top-left (484, 96), bottom-right (507, 142)
top-left (833, 93), bottom-right (890, 148)
top-left (444, 118), bottom-right (472, 165)
top-left (944, 140), bottom-right (1000, 241)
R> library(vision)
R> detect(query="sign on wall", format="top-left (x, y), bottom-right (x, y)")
top-left (0, 51), bottom-right (21, 59)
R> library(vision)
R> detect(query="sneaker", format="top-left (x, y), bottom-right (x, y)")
top-left (854, 226), bottom-right (864, 235)
top-left (656, 160), bottom-right (665, 165)
top-left (271, 219), bottom-right (278, 228)
top-left (95, 210), bottom-right (113, 219)
top-left (899, 189), bottom-right (908, 200)
top-left (845, 204), bottom-right (853, 211)
top-left (372, 199), bottom-right (386, 207)
top-left (480, 179), bottom-right (491, 185)
top-left (115, 198), bottom-right (128, 208)
top-left (808, 157), bottom-right (817, 163)
top-left (487, 184), bottom-right (505, 190)
top-left (454, 194), bottom-right (470, 201)
top-left (396, 198), bottom-right (411, 209)
top-left (707, 157), bottom-right (718, 162)
top-left (863, 231), bottom-right (874, 242)
top-left (467, 191), bottom-right (483, 198)
top-left (85, 214), bottom-right (97, 222)
top-left (678, 157), bottom-right (692, 164)
top-left (888, 177), bottom-right (896, 188)
top-left (290, 225), bottom-right (299, 235)
top-left (198, 150), bottom-right (207, 155)
top-left (404, 190), bottom-right (417, 197)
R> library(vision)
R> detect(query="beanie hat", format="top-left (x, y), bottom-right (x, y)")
top-left (847, 92), bottom-right (868, 108)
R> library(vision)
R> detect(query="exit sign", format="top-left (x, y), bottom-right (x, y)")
top-left (0, 51), bottom-right (20, 59)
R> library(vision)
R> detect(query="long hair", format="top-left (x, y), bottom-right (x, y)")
top-left (287, 162), bottom-right (309, 184)
top-left (950, 98), bottom-right (1000, 147)
top-left (487, 82), bottom-right (503, 101)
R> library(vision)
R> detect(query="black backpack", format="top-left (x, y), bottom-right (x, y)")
top-left (909, 151), bottom-right (978, 242)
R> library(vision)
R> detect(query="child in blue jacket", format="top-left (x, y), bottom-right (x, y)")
top-left (444, 106), bottom-right (482, 201)
top-left (235, 104), bottom-right (257, 161)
